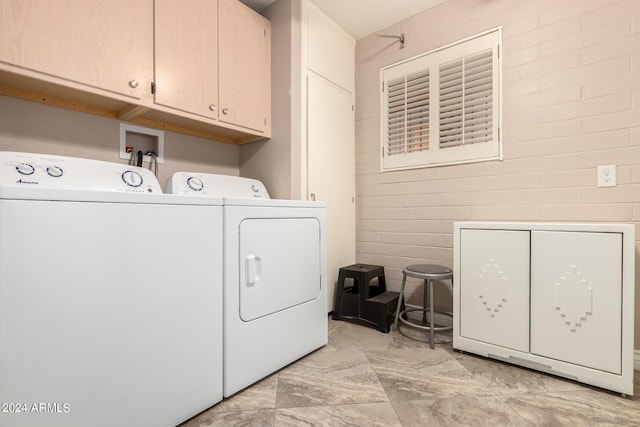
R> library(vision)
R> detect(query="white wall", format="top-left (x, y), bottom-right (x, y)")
top-left (240, 0), bottom-right (303, 200)
top-left (0, 96), bottom-right (240, 183)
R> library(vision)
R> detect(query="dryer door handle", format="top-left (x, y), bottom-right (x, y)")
top-left (245, 254), bottom-right (261, 286)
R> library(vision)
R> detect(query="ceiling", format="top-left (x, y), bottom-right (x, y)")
top-left (240, 0), bottom-right (447, 40)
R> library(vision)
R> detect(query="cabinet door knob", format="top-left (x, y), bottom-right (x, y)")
top-left (128, 80), bottom-right (139, 89)
top-left (222, 108), bottom-right (229, 115)
top-left (209, 104), bottom-right (217, 112)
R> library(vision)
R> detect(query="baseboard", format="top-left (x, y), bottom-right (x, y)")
top-left (635, 350), bottom-right (640, 371)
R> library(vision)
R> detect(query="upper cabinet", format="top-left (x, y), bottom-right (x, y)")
top-left (154, 0), bottom-right (218, 120)
top-left (306, 6), bottom-right (354, 93)
top-left (219, 0), bottom-right (271, 134)
top-left (0, 0), bottom-right (271, 144)
top-left (0, 0), bottom-right (152, 100)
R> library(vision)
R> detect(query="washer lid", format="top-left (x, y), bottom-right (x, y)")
top-left (166, 172), bottom-right (270, 198)
top-left (0, 152), bottom-right (223, 205)
top-left (0, 151), bottom-right (161, 193)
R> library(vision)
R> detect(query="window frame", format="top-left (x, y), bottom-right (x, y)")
top-left (380, 27), bottom-right (503, 172)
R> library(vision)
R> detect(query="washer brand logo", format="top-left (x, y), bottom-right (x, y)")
top-left (16, 179), bottom-right (38, 184)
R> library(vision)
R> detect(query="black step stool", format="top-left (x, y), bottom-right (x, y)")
top-left (332, 264), bottom-right (401, 333)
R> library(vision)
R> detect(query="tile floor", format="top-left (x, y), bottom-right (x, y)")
top-left (181, 317), bottom-right (640, 426)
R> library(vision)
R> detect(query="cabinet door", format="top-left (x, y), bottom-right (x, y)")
top-left (306, 6), bottom-right (354, 93)
top-left (459, 229), bottom-right (530, 352)
top-left (154, 0), bottom-right (218, 119)
top-left (531, 231), bottom-right (622, 374)
top-left (0, 0), bottom-right (152, 100)
top-left (218, 0), bottom-right (271, 133)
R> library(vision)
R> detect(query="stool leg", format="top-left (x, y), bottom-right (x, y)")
top-left (393, 272), bottom-right (407, 330)
top-left (429, 278), bottom-right (435, 349)
top-left (422, 279), bottom-right (428, 325)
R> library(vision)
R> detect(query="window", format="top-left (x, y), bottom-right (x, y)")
top-left (380, 28), bottom-right (502, 172)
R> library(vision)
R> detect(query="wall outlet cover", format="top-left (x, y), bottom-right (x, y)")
top-left (597, 165), bottom-right (616, 187)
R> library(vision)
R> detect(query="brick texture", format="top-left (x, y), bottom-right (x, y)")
top-left (354, 0), bottom-right (640, 345)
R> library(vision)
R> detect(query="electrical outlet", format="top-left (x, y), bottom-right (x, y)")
top-left (597, 165), bottom-right (616, 187)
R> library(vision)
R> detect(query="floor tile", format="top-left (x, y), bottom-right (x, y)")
top-left (180, 408), bottom-right (276, 427)
top-left (179, 317), bottom-right (640, 426)
top-left (502, 389), bottom-right (640, 426)
top-left (456, 352), bottom-right (589, 395)
top-left (392, 396), bottom-right (531, 427)
top-left (274, 402), bottom-right (402, 427)
top-left (211, 374), bottom-right (278, 412)
top-left (365, 347), bottom-right (493, 401)
top-left (327, 318), bottom-right (433, 351)
top-left (275, 349), bottom-right (388, 408)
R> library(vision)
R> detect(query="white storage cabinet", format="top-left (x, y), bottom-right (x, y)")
top-left (453, 222), bottom-right (635, 395)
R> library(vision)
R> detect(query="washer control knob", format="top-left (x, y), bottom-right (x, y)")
top-left (122, 170), bottom-right (143, 187)
top-left (187, 177), bottom-right (204, 192)
top-left (251, 184), bottom-right (259, 193)
top-left (16, 163), bottom-right (35, 175)
top-left (46, 165), bottom-right (64, 177)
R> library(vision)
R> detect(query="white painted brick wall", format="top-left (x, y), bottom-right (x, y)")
top-left (354, 0), bottom-right (640, 345)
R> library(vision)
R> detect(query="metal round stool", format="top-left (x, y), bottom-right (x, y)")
top-left (393, 264), bottom-right (453, 349)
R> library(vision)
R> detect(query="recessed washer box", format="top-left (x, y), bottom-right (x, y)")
top-left (119, 123), bottom-right (164, 164)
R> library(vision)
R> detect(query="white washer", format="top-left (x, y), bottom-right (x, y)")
top-left (166, 173), bottom-right (327, 397)
top-left (0, 152), bottom-right (223, 427)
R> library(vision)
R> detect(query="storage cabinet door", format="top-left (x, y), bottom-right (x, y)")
top-left (531, 231), bottom-right (622, 374)
top-left (460, 229), bottom-right (530, 352)
top-left (155, 0), bottom-right (218, 119)
top-left (307, 73), bottom-right (355, 311)
top-left (0, 0), bottom-right (152, 100)
top-left (306, 6), bottom-right (355, 93)
top-left (219, 0), bottom-right (271, 134)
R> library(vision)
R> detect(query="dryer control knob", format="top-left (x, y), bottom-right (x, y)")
top-left (251, 184), bottom-right (259, 192)
top-left (122, 170), bottom-right (143, 188)
top-left (187, 177), bottom-right (204, 192)
top-left (46, 165), bottom-right (64, 177)
top-left (16, 163), bottom-right (35, 175)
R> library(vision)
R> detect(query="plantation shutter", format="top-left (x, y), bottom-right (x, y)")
top-left (439, 49), bottom-right (493, 149)
top-left (386, 76), bottom-right (406, 156)
top-left (380, 28), bottom-right (501, 172)
top-left (385, 70), bottom-right (430, 157)
top-left (406, 70), bottom-right (430, 153)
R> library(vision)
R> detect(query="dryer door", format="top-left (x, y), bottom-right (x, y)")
top-left (239, 217), bottom-right (322, 321)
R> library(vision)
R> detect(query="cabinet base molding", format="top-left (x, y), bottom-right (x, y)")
top-left (117, 104), bottom-right (151, 121)
top-left (0, 83), bottom-right (117, 120)
top-left (0, 75), bottom-right (268, 145)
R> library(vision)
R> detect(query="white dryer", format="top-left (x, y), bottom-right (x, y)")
top-left (0, 152), bottom-right (223, 427)
top-left (166, 173), bottom-right (327, 397)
